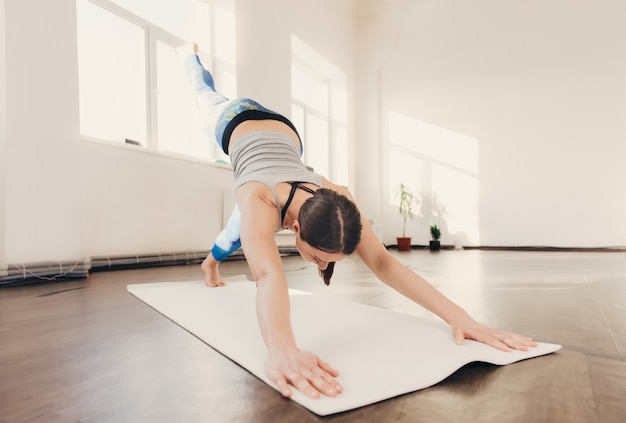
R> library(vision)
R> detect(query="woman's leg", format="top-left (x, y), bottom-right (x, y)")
top-left (201, 205), bottom-right (243, 287)
top-left (201, 252), bottom-right (225, 287)
top-left (178, 43), bottom-right (234, 152)
top-left (183, 54), bottom-right (229, 113)
top-left (211, 205), bottom-right (243, 262)
top-left (178, 43), bottom-right (291, 153)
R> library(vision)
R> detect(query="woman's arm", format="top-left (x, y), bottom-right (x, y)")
top-left (333, 186), bottom-right (536, 352)
top-left (236, 184), bottom-right (343, 398)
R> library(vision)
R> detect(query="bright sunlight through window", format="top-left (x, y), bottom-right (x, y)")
top-left (77, 0), bottom-right (236, 163)
top-left (291, 35), bottom-right (348, 186)
top-left (388, 111), bottom-right (480, 245)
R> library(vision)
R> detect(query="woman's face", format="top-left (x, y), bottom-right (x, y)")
top-left (295, 235), bottom-right (346, 270)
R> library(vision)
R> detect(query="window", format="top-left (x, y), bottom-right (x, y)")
top-left (291, 36), bottom-right (349, 186)
top-left (76, 0), bottom-right (236, 162)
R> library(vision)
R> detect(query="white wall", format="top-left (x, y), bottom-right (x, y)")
top-left (235, 0), bottom-right (358, 189)
top-left (4, 0), bottom-right (83, 263)
top-left (236, 0), bottom-right (356, 107)
top-left (358, 0), bottom-right (626, 247)
top-left (0, 0), bottom-right (358, 265)
top-left (0, 0), bottom-right (6, 263)
top-left (79, 142), bottom-right (233, 257)
top-left (1, 0), bottom-right (230, 263)
top-left (2, 0), bottom-right (623, 267)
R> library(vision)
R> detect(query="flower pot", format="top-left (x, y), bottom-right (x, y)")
top-left (397, 237), bottom-right (412, 251)
top-left (429, 240), bottom-right (440, 251)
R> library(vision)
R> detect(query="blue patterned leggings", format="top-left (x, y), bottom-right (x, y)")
top-left (185, 54), bottom-right (282, 261)
top-left (183, 54), bottom-right (276, 154)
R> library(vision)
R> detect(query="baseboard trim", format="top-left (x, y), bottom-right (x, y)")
top-left (0, 258), bottom-right (91, 286)
top-left (386, 244), bottom-right (626, 253)
top-left (4, 244), bottom-right (622, 287)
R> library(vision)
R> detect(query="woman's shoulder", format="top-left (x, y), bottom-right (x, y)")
top-left (236, 181), bottom-right (277, 208)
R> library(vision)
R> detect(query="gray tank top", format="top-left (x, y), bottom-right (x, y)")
top-left (229, 131), bottom-right (323, 229)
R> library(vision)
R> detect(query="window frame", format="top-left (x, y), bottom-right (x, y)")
top-left (77, 0), bottom-right (229, 162)
top-left (291, 58), bottom-right (348, 185)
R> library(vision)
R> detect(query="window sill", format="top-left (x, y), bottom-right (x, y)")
top-left (80, 136), bottom-right (232, 170)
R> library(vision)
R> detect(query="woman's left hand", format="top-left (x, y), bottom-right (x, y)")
top-left (450, 314), bottom-right (538, 352)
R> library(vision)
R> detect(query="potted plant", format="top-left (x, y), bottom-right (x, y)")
top-left (429, 224), bottom-right (441, 251)
top-left (396, 183), bottom-right (420, 251)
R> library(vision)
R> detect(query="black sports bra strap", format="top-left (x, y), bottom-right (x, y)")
top-left (281, 182), bottom-right (317, 223)
top-left (281, 182), bottom-right (299, 223)
top-left (295, 183), bottom-right (316, 195)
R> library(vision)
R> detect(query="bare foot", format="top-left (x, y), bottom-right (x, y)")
top-left (201, 253), bottom-right (226, 287)
top-left (175, 42), bottom-right (198, 58)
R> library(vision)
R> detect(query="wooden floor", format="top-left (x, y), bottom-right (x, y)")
top-left (1, 250), bottom-right (625, 422)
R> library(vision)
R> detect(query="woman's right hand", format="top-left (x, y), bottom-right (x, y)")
top-left (265, 345), bottom-right (343, 399)
top-left (236, 189), bottom-right (342, 399)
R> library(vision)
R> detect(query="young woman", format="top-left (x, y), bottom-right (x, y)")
top-left (178, 43), bottom-right (536, 400)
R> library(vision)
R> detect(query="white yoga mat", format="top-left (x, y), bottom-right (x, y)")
top-left (127, 277), bottom-right (561, 416)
